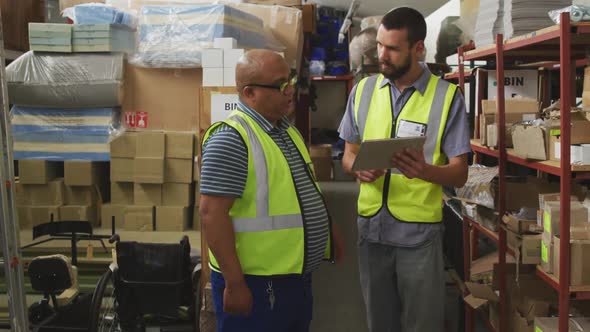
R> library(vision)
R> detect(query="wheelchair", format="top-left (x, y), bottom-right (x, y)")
top-left (88, 234), bottom-right (202, 332)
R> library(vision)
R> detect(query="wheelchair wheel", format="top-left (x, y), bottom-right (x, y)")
top-left (89, 269), bottom-right (119, 332)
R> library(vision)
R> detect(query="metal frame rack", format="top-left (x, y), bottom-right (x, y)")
top-left (0, 7), bottom-right (30, 331)
top-left (457, 12), bottom-right (590, 332)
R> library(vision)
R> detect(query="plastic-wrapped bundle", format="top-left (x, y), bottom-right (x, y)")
top-left (349, 26), bottom-right (378, 72)
top-left (131, 4), bottom-right (269, 68)
top-left (11, 106), bottom-right (122, 161)
top-left (6, 51), bottom-right (124, 108)
top-left (63, 3), bottom-right (138, 29)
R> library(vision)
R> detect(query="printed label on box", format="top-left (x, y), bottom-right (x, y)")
top-left (541, 241), bottom-right (548, 263)
top-left (543, 211), bottom-right (551, 233)
top-left (125, 111), bottom-right (148, 129)
top-left (211, 94), bottom-right (239, 124)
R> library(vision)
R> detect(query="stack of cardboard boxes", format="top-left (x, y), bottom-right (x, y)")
top-left (539, 193), bottom-right (590, 288)
top-left (106, 131), bottom-right (197, 232)
top-left (61, 161), bottom-right (108, 225)
top-left (16, 160), bottom-right (107, 227)
top-left (202, 38), bottom-right (244, 87)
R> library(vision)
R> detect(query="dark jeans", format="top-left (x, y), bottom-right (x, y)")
top-left (211, 270), bottom-right (313, 332)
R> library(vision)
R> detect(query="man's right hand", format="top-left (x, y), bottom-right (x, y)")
top-left (355, 169), bottom-right (387, 183)
top-left (223, 280), bottom-right (253, 316)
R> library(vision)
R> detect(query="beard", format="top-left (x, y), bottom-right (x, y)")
top-left (379, 54), bottom-right (412, 81)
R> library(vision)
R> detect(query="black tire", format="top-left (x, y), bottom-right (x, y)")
top-left (89, 269), bottom-right (119, 332)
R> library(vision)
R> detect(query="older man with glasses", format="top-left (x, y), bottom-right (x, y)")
top-left (199, 49), bottom-right (340, 332)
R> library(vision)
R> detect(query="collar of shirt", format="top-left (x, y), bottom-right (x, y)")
top-left (237, 100), bottom-right (291, 133)
top-left (379, 62), bottom-right (431, 96)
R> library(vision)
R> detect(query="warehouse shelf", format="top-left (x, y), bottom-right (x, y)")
top-left (457, 12), bottom-right (587, 332)
top-left (464, 23), bottom-right (590, 62)
top-left (310, 74), bottom-right (354, 81)
top-left (463, 216), bottom-right (516, 257)
top-left (444, 69), bottom-right (473, 81)
top-left (470, 140), bottom-right (590, 177)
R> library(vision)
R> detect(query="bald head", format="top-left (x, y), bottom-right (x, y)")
top-left (236, 49), bottom-right (288, 95)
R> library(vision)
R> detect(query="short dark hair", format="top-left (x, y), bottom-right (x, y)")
top-left (381, 7), bottom-right (426, 46)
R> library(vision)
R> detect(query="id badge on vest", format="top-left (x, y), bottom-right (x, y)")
top-left (396, 119), bottom-right (427, 138)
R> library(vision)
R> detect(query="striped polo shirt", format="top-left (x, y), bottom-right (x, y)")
top-left (200, 100), bottom-right (330, 274)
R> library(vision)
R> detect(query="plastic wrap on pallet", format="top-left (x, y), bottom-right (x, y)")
top-left (349, 26), bottom-right (377, 72)
top-left (6, 51), bottom-right (124, 108)
top-left (10, 106), bottom-right (122, 161)
top-left (549, 4), bottom-right (590, 24)
top-left (454, 165), bottom-right (499, 209)
top-left (63, 3), bottom-right (138, 29)
top-left (130, 4), bottom-right (284, 68)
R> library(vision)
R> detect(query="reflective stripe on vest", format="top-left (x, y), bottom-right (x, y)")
top-left (353, 73), bottom-right (457, 222)
top-left (228, 115), bottom-right (304, 232)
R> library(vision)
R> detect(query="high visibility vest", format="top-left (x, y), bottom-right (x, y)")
top-left (202, 110), bottom-right (333, 275)
top-left (353, 73), bottom-right (457, 222)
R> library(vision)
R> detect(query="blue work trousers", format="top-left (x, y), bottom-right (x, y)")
top-left (211, 270), bottom-right (313, 332)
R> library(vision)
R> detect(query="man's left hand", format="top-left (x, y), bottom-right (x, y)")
top-left (390, 148), bottom-right (431, 181)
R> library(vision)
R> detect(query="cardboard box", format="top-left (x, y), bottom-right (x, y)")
top-left (134, 183), bottom-right (162, 206)
top-left (229, 4), bottom-right (302, 72)
top-left (502, 214), bottom-right (540, 234)
top-left (136, 131), bottom-right (165, 158)
top-left (162, 183), bottom-right (191, 206)
top-left (111, 182), bottom-right (133, 205)
top-left (19, 160), bottom-right (63, 184)
top-left (535, 317), bottom-right (590, 331)
top-left (123, 205), bottom-right (153, 231)
top-left (223, 67), bottom-right (236, 87)
top-left (59, 205), bottom-right (97, 224)
top-left (17, 206), bottom-right (32, 229)
top-left (203, 68), bottom-right (224, 87)
top-left (512, 124), bottom-right (550, 160)
top-left (243, 0), bottom-right (301, 5)
top-left (213, 37), bottom-right (237, 49)
top-left (59, 0), bottom-right (104, 11)
top-left (522, 234), bottom-right (542, 265)
top-left (17, 179), bottom-right (65, 206)
top-left (481, 98), bottom-right (540, 115)
top-left (64, 185), bottom-right (100, 205)
top-left (302, 3), bottom-right (316, 33)
top-left (30, 205), bottom-right (61, 225)
top-left (110, 132), bottom-right (137, 158)
top-left (156, 206), bottom-right (189, 231)
top-left (548, 113), bottom-right (590, 144)
top-left (464, 282), bottom-right (498, 310)
top-left (165, 159), bottom-right (193, 184)
top-left (101, 204), bottom-right (125, 228)
top-left (223, 49), bottom-right (244, 69)
top-left (539, 192), bottom-right (580, 210)
top-left (134, 158), bottom-right (165, 184)
top-left (201, 49), bottom-right (224, 68)
top-left (165, 132), bottom-right (194, 159)
top-left (543, 201), bottom-right (588, 238)
top-left (194, 181), bottom-right (200, 206)
top-left (64, 161), bottom-right (108, 186)
top-left (110, 158), bottom-right (134, 182)
top-left (541, 237), bottom-right (553, 273)
top-left (310, 144), bottom-right (332, 181)
top-left (122, 64), bottom-right (201, 131)
top-left (554, 234), bottom-right (590, 286)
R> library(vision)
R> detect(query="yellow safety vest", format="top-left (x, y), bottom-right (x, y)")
top-left (202, 110), bottom-right (333, 275)
top-left (353, 74), bottom-right (457, 222)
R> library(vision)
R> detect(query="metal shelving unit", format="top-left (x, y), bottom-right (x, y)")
top-left (458, 13), bottom-right (590, 332)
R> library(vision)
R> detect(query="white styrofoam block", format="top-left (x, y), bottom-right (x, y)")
top-left (213, 37), bottom-right (237, 50)
top-left (203, 68), bottom-right (224, 87)
top-left (202, 48), bottom-right (223, 68)
top-left (572, 145), bottom-right (583, 164)
top-left (223, 67), bottom-right (236, 87)
top-left (582, 144), bottom-right (590, 165)
top-left (223, 49), bottom-right (245, 69)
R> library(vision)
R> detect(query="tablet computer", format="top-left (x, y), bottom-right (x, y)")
top-left (351, 136), bottom-right (427, 172)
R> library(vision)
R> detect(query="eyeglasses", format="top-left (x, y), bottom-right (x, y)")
top-left (245, 75), bottom-right (298, 93)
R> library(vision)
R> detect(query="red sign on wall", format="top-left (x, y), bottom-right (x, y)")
top-left (124, 111), bottom-right (148, 129)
